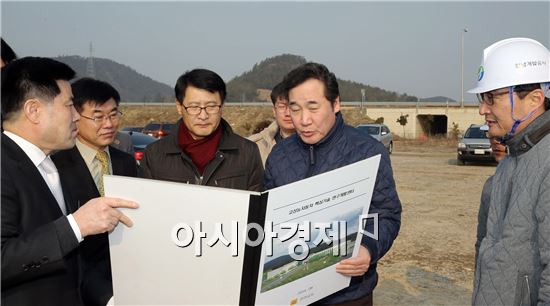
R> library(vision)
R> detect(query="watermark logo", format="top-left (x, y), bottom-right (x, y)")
top-left (170, 214), bottom-right (379, 259)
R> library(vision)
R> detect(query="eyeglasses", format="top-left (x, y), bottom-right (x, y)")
top-left (274, 102), bottom-right (289, 113)
top-left (182, 104), bottom-right (222, 115)
top-left (80, 110), bottom-right (123, 124)
top-left (477, 89), bottom-right (510, 106)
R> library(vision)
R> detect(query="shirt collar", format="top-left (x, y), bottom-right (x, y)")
top-left (76, 138), bottom-right (110, 166)
top-left (3, 131), bottom-right (48, 167)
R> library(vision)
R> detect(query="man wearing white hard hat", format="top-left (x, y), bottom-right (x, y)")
top-left (470, 37), bottom-right (550, 305)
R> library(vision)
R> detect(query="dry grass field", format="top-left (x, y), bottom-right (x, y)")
top-left (118, 104), bottom-right (374, 137)
top-left (119, 105), bottom-right (490, 305)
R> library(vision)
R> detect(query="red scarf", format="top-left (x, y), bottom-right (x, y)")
top-left (178, 122), bottom-right (222, 174)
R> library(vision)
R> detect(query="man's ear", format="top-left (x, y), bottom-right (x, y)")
top-left (175, 99), bottom-right (184, 117)
top-left (333, 96), bottom-right (341, 113)
top-left (23, 98), bottom-right (42, 124)
top-left (527, 89), bottom-right (546, 109)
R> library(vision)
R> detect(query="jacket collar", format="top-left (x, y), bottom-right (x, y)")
top-left (164, 118), bottom-right (239, 154)
top-left (260, 121), bottom-right (280, 141)
top-left (507, 110), bottom-right (550, 157)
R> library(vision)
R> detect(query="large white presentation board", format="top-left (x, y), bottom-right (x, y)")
top-left (105, 177), bottom-right (260, 305)
top-left (254, 155), bottom-right (380, 305)
top-left (105, 155), bottom-right (380, 305)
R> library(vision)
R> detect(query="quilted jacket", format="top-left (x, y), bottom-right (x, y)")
top-left (473, 110), bottom-right (550, 305)
top-left (264, 112), bottom-right (402, 304)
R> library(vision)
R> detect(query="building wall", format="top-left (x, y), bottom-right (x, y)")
top-left (362, 106), bottom-right (483, 139)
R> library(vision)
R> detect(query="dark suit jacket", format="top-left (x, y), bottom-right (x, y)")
top-left (52, 145), bottom-right (137, 306)
top-left (1, 134), bottom-right (82, 306)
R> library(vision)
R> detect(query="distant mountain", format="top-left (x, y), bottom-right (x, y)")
top-left (53, 55), bottom-right (173, 102)
top-left (226, 54), bottom-right (307, 102)
top-left (420, 96), bottom-right (456, 102)
top-left (226, 54), bottom-right (418, 102)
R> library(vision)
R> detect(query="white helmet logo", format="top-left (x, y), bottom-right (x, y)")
top-left (477, 66), bottom-right (484, 82)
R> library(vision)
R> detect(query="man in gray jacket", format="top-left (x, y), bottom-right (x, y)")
top-left (470, 38), bottom-right (550, 305)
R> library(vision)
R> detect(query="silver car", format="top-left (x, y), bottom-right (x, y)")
top-left (356, 124), bottom-right (393, 154)
top-left (456, 124), bottom-right (495, 165)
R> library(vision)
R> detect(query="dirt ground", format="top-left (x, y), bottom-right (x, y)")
top-left (374, 141), bottom-right (496, 305)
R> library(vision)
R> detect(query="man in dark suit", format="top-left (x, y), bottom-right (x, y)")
top-left (1, 57), bottom-right (138, 306)
top-left (52, 77), bottom-right (137, 306)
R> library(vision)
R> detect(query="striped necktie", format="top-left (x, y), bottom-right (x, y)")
top-left (95, 151), bottom-right (110, 196)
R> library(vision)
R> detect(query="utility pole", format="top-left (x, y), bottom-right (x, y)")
top-left (86, 42), bottom-right (96, 78)
top-left (461, 28), bottom-right (468, 108)
top-left (360, 89), bottom-right (365, 111)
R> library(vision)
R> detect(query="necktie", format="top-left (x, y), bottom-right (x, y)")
top-left (96, 151), bottom-right (110, 196)
top-left (40, 156), bottom-right (67, 214)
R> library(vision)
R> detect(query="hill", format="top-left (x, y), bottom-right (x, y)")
top-left (53, 55), bottom-right (173, 102)
top-left (420, 96), bottom-right (456, 102)
top-left (226, 54), bottom-right (418, 102)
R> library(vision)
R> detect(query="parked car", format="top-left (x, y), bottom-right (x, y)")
top-left (121, 126), bottom-right (144, 133)
top-left (120, 131), bottom-right (158, 165)
top-left (356, 124), bottom-right (393, 154)
top-left (142, 122), bottom-right (175, 138)
top-left (456, 124), bottom-right (495, 165)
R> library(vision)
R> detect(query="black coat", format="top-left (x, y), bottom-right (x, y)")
top-left (141, 118), bottom-right (263, 192)
top-left (1, 134), bottom-right (82, 306)
top-left (52, 145), bottom-right (137, 306)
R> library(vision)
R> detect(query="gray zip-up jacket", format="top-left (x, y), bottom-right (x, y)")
top-left (473, 110), bottom-right (550, 306)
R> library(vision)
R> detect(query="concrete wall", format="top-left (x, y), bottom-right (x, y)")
top-left (363, 106), bottom-right (483, 139)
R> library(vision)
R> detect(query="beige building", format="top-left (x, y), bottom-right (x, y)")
top-left (356, 104), bottom-right (483, 139)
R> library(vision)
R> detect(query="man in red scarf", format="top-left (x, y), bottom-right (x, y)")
top-left (141, 68), bottom-right (263, 191)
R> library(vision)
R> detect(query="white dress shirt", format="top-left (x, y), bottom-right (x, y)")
top-left (3, 131), bottom-right (83, 242)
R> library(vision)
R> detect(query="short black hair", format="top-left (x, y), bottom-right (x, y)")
top-left (71, 77), bottom-right (121, 112)
top-left (282, 62), bottom-right (339, 104)
top-left (1, 57), bottom-right (75, 121)
top-left (175, 68), bottom-right (226, 104)
top-left (270, 82), bottom-right (286, 105)
top-left (1, 38), bottom-right (17, 65)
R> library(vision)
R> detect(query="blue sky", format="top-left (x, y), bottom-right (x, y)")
top-left (2, 1), bottom-right (548, 101)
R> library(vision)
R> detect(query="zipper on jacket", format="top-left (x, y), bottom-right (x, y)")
top-left (521, 275), bottom-right (531, 306)
top-left (200, 153), bottom-right (224, 186)
top-left (306, 145), bottom-right (315, 178)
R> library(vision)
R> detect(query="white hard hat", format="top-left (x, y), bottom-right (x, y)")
top-left (468, 37), bottom-right (550, 94)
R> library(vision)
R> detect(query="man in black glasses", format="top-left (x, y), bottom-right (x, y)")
top-left (470, 38), bottom-right (550, 305)
top-left (141, 68), bottom-right (263, 192)
top-left (52, 77), bottom-right (137, 305)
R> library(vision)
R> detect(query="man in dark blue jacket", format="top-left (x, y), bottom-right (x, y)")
top-left (264, 62), bottom-right (401, 306)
